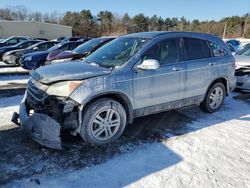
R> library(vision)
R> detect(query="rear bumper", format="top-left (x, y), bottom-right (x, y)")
top-left (11, 92), bottom-right (62, 149)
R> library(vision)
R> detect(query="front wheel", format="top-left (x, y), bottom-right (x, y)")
top-left (200, 83), bottom-right (226, 113)
top-left (80, 98), bottom-right (127, 145)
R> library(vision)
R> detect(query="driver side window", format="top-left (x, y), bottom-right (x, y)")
top-left (141, 38), bottom-right (179, 65)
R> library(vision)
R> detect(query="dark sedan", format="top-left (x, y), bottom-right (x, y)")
top-left (46, 41), bottom-right (85, 61)
top-left (2, 41), bottom-right (59, 65)
top-left (0, 36), bottom-right (30, 47)
top-left (0, 40), bottom-right (41, 61)
top-left (20, 41), bottom-right (84, 70)
top-left (47, 37), bottom-right (115, 63)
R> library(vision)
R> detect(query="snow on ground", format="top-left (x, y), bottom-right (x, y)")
top-left (5, 94), bottom-right (250, 188)
top-left (0, 75), bottom-right (29, 81)
top-left (0, 67), bottom-right (29, 74)
top-left (0, 61), bottom-right (7, 66)
top-left (0, 75), bottom-right (29, 87)
top-left (0, 95), bottom-right (22, 129)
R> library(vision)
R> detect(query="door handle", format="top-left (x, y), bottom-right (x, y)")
top-left (208, 62), bottom-right (214, 66)
top-left (172, 66), bottom-right (179, 71)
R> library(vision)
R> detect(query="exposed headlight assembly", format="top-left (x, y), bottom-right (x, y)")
top-left (46, 81), bottom-right (83, 97)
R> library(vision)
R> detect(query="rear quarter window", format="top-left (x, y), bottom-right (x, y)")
top-left (183, 37), bottom-right (211, 61)
top-left (208, 42), bottom-right (228, 57)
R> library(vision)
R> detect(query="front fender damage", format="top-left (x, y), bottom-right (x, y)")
top-left (23, 113), bottom-right (61, 149)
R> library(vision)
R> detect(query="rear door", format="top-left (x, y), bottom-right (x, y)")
top-left (181, 37), bottom-right (213, 101)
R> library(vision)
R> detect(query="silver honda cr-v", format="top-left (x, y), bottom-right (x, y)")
top-left (12, 32), bottom-right (236, 149)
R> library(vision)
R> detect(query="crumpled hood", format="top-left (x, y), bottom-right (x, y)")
top-left (31, 61), bottom-right (112, 84)
top-left (235, 55), bottom-right (250, 69)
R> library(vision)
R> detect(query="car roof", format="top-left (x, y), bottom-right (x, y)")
top-left (123, 31), bottom-right (220, 40)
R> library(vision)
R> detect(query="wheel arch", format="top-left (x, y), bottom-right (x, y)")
top-left (82, 91), bottom-right (134, 124)
top-left (206, 76), bottom-right (229, 97)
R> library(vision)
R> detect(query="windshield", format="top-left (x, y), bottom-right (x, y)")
top-left (84, 37), bottom-right (149, 68)
top-left (15, 41), bottom-right (28, 48)
top-left (74, 38), bottom-right (105, 54)
top-left (236, 45), bottom-right (250, 56)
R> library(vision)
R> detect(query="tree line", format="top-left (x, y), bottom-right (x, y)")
top-left (1, 5), bottom-right (250, 38)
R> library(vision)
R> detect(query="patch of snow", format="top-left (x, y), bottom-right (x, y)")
top-left (0, 67), bottom-right (29, 74)
top-left (6, 95), bottom-right (250, 188)
top-left (0, 75), bottom-right (30, 81)
top-left (0, 95), bottom-right (22, 129)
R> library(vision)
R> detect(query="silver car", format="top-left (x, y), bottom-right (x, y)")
top-left (234, 44), bottom-right (250, 91)
top-left (12, 32), bottom-right (236, 149)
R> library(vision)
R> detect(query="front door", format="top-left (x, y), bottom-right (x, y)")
top-left (153, 38), bottom-right (184, 108)
top-left (133, 38), bottom-right (184, 114)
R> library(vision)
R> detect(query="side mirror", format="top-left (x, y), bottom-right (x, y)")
top-left (33, 47), bottom-right (38, 50)
top-left (137, 59), bottom-right (160, 70)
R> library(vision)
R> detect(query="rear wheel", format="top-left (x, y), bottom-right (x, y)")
top-left (80, 98), bottom-right (127, 145)
top-left (200, 82), bottom-right (226, 113)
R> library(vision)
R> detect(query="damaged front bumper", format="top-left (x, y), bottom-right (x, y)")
top-left (11, 92), bottom-right (62, 149)
top-left (235, 68), bottom-right (250, 91)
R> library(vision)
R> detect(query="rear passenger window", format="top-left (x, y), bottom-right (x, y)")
top-left (183, 38), bottom-right (211, 60)
top-left (208, 42), bottom-right (228, 57)
top-left (142, 38), bottom-right (179, 65)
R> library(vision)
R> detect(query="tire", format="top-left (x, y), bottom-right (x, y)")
top-left (200, 82), bottom-right (226, 113)
top-left (80, 98), bottom-right (127, 145)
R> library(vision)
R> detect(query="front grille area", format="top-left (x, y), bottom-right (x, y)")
top-left (26, 79), bottom-right (49, 109)
top-left (26, 79), bottom-right (79, 128)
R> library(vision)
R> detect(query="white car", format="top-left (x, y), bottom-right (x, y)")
top-left (235, 45), bottom-right (250, 91)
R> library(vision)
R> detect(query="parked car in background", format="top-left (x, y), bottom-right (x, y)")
top-left (12, 32), bottom-right (236, 149)
top-left (2, 41), bottom-right (59, 65)
top-left (60, 36), bottom-right (87, 42)
top-left (33, 38), bottom-right (48, 41)
top-left (234, 44), bottom-right (250, 91)
top-left (46, 41), bottom-right (85, 62)
top-left (226, 43), bottom-right (237, 55)
top-left (47, 37), bottom-right (115, 64)
top-left (0, 36), bottom-right (30, 47)
top-left (0, 40), bottom-right (41, 61)
top-left (225, 39), bottom-right (242, 52)
top-left (51, 37), bottom-right (67, 42)
top-left (20, 41), bottom-right (84, 70)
